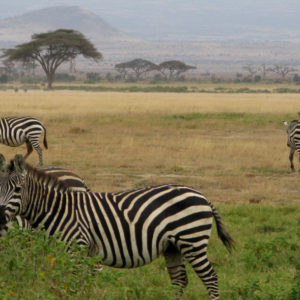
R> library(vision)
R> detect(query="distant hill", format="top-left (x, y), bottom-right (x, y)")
top-left (0, 6), bottom-right (140, 48)
top-left (1, 1), bottom-right (300, 42)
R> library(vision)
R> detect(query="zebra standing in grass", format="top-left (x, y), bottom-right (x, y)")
top-left (283, 120), bottom-right (300, 171)
top-left (0, 155), bottom-right (234, 300)
top-left (0, 154), bottom-right (89, 237)
top-left (0, 116), bottom-right (48, 165)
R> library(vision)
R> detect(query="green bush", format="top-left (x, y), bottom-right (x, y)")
top-left (0, 227), bottom-right (98, 299)
top-left (55, 73), bottom-right (76, 82)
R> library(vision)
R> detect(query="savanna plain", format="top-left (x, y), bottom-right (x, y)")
top-left (0, 90), bottom-right (299, 299)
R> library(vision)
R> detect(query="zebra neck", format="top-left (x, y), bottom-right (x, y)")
top-left (21, 178), bottom-right (67, 229)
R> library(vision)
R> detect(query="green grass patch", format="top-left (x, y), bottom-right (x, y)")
top-left (0, 205), bottom-right (299, 299)
top-left (4, 81), bottom-right (300, 93)
top-left (164, 112), bottom-right (296, 128)
top-left (0, 228), bottom-right (98, 299)
top-left (241, 166), bottom-right (290, 176)
top-left (52, 85), bottom-right (188, 93)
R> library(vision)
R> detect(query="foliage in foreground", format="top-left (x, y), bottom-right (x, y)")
top-left (0, 228), bottom-right (98, 300)
top-left (0, 205), bottom-right (299, 299)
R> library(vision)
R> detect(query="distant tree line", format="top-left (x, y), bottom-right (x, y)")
top-left (240, 63), bottom-right (298, 82)
top-left (114, 59), bottom-right (196, 81)
top-left (1, 28), bottom-right (300, 86)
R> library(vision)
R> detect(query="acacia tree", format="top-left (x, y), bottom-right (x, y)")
top-left (157, 60), bottom-right (196, 81)
top-left (242, 64), bottom-right (259, 80)
top-left (1, 29), bottom-right (102, 88)
top-left (115, 58), bottom-right (157, 80)
top-left (269, 64), bottom-right (297, 79)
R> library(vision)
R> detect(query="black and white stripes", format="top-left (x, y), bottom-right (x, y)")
top-left (0, 154), bottom-right (89, 237)
top-left (0, 155), bottom-right (234, 300)
top-left (0, 116), bottom-right (48, 165)
top-left (283, 120), bottom-right (300, 171)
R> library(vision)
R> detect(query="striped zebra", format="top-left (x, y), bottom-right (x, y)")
top-left (283, 120), bottom-right (300, 171)
top-left (0, 155), bottom-right (234, 300)
top-left (0, 116), bottom-right (48, 165)
top-left (0, 153), bottom-right (89, 237)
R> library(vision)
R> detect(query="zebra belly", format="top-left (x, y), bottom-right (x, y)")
top-left (1, 136), bottom-right (26, 147)
top-left (89, 227), bottom-right (168, 268)
top-left (100, 251), bottom-right (162, 268)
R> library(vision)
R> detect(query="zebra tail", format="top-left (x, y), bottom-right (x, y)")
top-left (43, 126), bottom-right (48, 149)
top-left (210, 203), bottom-right (235, 253)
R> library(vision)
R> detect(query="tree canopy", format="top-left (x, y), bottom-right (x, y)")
top-left (157, 60), bottom-right (196, 81)
top-left (1, 29), bottom-right (102, 88)
top-left (115, 58), bottom-right (157, 79)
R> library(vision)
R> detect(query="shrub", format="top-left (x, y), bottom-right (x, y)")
top-left (55, 73), bottom-right (76, 82)
top-left (0, 226), bottom-right (98, 299)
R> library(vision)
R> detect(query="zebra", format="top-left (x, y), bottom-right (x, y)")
top-left (283, 120), bottom-right (300, 171)
top-left (0, 153), bottom-right (89, 237)
top-left (0, 116), bottom-right (48, 165)
top-left (0, 155), bottom-right (234, 300)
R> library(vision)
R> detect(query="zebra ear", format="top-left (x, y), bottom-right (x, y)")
top-left (283, 121), bottom-right (289, 126)
top-left (0, 154), bottom-right (7, 174)
top-left (13, 154), bottom-right (26, 174)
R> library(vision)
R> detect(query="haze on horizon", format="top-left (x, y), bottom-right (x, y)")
top-left (1, 0), bottom-right (300, 42)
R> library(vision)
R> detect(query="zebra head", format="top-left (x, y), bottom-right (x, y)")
top-left (283, 120), bottom-right (299, 147)
top-left (283, 120), bottom-right (299, 131)
top-left (0, 154), bottom-right (27, 223)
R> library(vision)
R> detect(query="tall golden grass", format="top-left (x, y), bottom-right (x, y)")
top-left (0, 90), bottom-right (299, 205)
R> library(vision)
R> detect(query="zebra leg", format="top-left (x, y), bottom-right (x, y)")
top-left (24, 141), bottom-right (33, 160)
top-left (33, 144), bottom-right (43, 166)
top-left (31, 141), bottom-right (43, 165)
top-left (88, 242), bottom-right (103, 273)
top-left (164, 243), bottom-right (188, 296)
top-left (289, 148), bottom-right (295, 172)
top-left (185, 251), bottom-right (219, 300)
top-left (0, 223), bottom-right (9, 237)
top-left (26, 135), bottom-right (44, 165)
top-left (175, 237), bottom-right (219, 300)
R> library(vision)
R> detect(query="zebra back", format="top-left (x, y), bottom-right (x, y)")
top-left (37, 166), bottom-right (90, 192)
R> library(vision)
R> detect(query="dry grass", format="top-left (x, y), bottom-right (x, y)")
top-left (1, 90), bottom-right (300, 205)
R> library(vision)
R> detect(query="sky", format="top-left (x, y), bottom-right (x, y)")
top-left (1, 0), bottom-right (300, 41)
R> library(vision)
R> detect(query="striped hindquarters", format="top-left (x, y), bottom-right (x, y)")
top-left (75, 184), bottom-right (215, 267)
top-left (0, 117), bottom-right (45, 147)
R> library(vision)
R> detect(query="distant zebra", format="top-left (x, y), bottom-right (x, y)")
top-left (0, 116), bottom-right (48, 165)
top-left (0, 155), bottom-right (234, 299)
top-left (283, 120), bottom-right (300, 171)
top-left (0, 154), bottom-right (89, 237)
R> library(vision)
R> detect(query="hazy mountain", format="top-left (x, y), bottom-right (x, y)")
top-left (0, 6), bottom-right (140, 48)
top-left (1, 0), bottom-right (300, 42)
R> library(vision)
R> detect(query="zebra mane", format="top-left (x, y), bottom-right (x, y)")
top-left (7, 159), bottom-right (69, 191)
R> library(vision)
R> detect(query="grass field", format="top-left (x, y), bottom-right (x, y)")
top-left (0, 90), bottom-right (299, 299)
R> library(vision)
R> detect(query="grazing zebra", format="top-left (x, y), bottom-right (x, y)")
top-left (0, 116), bottom-right (48, 165)
top-left (0, 154), bottom-right (89, 237)
top-left (283, 120), bottom-right (300, 171)
top-left (0, 155), bottom-right (234, 300)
